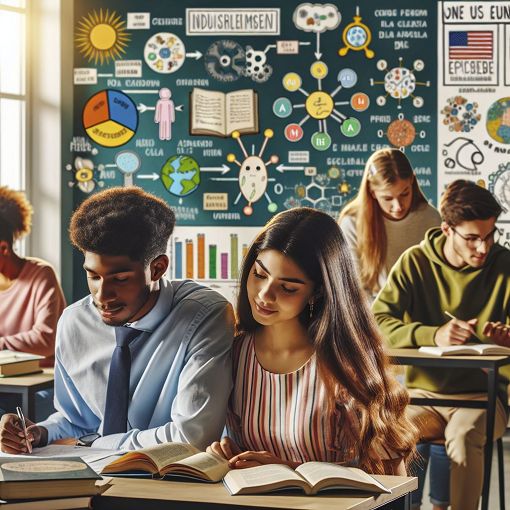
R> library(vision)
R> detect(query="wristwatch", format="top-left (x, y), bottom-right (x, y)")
top-left (76, 432), bottom-right (101, 447)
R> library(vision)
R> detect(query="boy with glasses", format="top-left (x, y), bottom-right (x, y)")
top-left (373, 179), bottom-right (510, 510)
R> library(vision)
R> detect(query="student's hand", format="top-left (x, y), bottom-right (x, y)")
top-left (483, 321), bottom-right (510, 347)
top-left (228, 450), bottom-right (300, 469)
top-left (0, 414), bottom-right (46, 454)
top-left (206, 437), bottom-right (241, 460)
top-left (434, 317), bottom-right (478, 346)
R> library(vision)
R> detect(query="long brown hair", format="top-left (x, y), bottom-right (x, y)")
top-left (339, 148), bottom-right (427, 295)
top-left (237, 207), bottom-right (417, 474)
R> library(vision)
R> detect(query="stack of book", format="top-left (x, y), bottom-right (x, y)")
top-left (0, 351), bottom-right (44, 377)
top-left (0, 457), bottom-right (108, 509)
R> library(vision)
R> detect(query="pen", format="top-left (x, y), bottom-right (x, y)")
top-left (15, 406), bottom-right (32, 454)
top-left (444, 310), bottom-right (480, 341)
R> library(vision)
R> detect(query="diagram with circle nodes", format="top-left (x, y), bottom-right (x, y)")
top-left (441, 96), bottom-right (480, 133)
top-left (275, 65), bottom-right (364, 152)
top-left (144, 32), bottom-right (186, 74)
top-left (82, 89), bottom-right (138, 147)
top-left (370, 58), bottom-right (429, 109)
top-left (442, 137), bottom-right (484, 172)
top-left (338, 6), bottom-right (374, 59)
top-left (226, 129), bottom-right (279, 216)
top-left (75, 9), bottom-right (130, 65)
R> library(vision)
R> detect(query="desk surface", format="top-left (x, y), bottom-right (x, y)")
top-left (0, 368), bottom-right (54, 387)
top-left (94, 475), bottom-right (417, 510)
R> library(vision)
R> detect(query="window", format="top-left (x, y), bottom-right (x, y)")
top-left (0, 0), bottom-right (27, 191)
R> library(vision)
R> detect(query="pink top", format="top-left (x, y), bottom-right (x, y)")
top-left (0, 258), bottom-right (66, 367)
top-left (227, 335), bottom-right (395, 465)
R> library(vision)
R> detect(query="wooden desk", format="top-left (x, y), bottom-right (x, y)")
top-left (92, 475), bottom-right (417, 510)
top-left (0, 368), bottom-right (54, 417)
top-left (387, 348), bottom-right (510, 510)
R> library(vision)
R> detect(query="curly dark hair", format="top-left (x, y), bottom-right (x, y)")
top-left (440, 179), bottom-right (502, 226)
top-left (69, 187), bottom-right (175, 265)
top-left (0, 186), bottom-right (33, 243)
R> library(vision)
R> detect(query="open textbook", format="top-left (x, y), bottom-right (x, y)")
top-left (190, 87), bottom-right (258, 137)
top-left (100, 442), bottom-right (390, 496)
top-left (419, 344), bottom-right (510, 356)
top-left (223, 462), bottom-right (391, 496)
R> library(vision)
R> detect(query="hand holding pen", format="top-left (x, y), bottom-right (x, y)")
top-left (16, 407), bottom-right (32, 454)
top-left (434, 310), bottom-right (478, 347)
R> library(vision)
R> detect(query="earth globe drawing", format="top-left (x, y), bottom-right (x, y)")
top-left (486, 97), bottom-right (510, 144)
top-left (161, 155), bottom-right (200, 201)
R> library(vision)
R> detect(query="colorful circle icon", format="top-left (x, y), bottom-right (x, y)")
top-left (306, 91), bottom-right (334, 120)
top-left (273, 97), bottom-right (293, 118)
top-left (144, 33), bottom-right (186, 74)
top-left (350, 92), bottom-right (370, 112)
top-left (310, 61), bottom-right (328, 80)
top-left (337, 68), bottom-right (357, 88)
top-left (283, 72), bottom-right (302, 92)
top-left (341, 118), bottom-right (361, 137)
top-left (82, 90), bottom-right (138, 147)
top-left (284, 123), bottom-right (304, 142)
top-left (311, 131), bottom-right (331, 151)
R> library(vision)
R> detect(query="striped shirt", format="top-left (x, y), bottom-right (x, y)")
top-left (227, 335), bottom-right (347, 464)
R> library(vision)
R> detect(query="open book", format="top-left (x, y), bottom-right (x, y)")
top-left (419, 344), bottom-right (510, 356)
top-left (223, 462), bottom-right (391, 496)
top-left (101, 443), bottom-right (390, 496)
top-left (101, 442), bottom-right (229, 482)
top-left (190, 87), bottom-right (258, 137)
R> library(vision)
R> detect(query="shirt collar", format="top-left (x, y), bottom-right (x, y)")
top-left (125, 278), bottom-right (174, 333)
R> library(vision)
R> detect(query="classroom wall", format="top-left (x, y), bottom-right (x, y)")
top-left (60, 0), bottom-right (510, 303)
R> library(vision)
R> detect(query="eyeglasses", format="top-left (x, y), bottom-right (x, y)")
top-left (450, 226), bottom-right (501, 248)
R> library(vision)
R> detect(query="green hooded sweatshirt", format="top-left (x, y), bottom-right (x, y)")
top-left (373, 227), bottom-right (510, 397)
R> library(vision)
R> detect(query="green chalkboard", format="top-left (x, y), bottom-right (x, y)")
top-left (62, 0), bottom-right (437, 300)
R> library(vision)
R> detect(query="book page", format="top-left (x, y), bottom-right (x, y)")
top-left (167, 451), bottom-right (229, 481)
top-left (138, 442), bottom-right (200, 472)
top-left (226, 89), bottom-right (257, 134)
top-left (223, 464), bottom-right (306, 492)
top-left (296, 462), bottom-right (388, 492)
top-left (190, 88), bottom-right (225, 135)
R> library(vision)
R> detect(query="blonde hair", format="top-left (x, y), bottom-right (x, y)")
top-left (340, 149), bottom-right (427, 295)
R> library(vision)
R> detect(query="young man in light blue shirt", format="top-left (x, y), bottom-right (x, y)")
top-left (0, 187), bottom-right (234, 452)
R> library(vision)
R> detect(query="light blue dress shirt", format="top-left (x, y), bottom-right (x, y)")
top-left (38, 279), bottom-right (234, 450)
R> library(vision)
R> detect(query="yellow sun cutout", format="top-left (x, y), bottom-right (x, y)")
top-left (75, 9), bottom-right (130, 65)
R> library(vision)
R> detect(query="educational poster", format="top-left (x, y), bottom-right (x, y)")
top-left (438, 1), bottom-right (510, 249)
top-left (64, 0), bottom-right (439, 299)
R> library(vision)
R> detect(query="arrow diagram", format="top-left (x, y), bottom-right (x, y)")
top-left (202, 164), bottom-right (230, 175)
top-left (210, 177), bottom-right (238, 182)
top-left (276, 164), bottom-right (304, 173)
top-left (138, 103), bottom-right (184, 114)
top-left (136, 173), bottom-right (159, 181)
top-left (315, 32), bottom-right (322, 59)
top-left (122, 89), bottom-right (160, 94)
top-left (186, 50), bottom-right (203, 60)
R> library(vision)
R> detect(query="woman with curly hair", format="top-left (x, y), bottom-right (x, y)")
top-left (207, 207), bottom-right (417, 475)
top-left (0, 186), bottom-right (65, 367)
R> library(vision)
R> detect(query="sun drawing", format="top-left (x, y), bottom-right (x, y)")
top-left (75, 9), bottom-right (130, 65)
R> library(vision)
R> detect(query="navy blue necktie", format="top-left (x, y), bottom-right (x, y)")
top-left (102, 326), bottom-right (140, 435)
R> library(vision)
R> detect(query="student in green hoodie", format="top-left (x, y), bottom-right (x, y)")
top-left (373, 179), bottom-right (510, 510)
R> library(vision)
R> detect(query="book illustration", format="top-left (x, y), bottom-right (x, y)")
top-left (189, 88), bottom-right (258, 137)
top-left (1, 461), bottom-right (88, 474)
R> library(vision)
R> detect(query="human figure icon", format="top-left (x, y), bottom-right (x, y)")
top-left (155, 87), bottom-right (175, 141)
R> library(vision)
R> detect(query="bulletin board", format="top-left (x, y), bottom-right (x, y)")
top-left (62, 0), bottom-right (510, 301)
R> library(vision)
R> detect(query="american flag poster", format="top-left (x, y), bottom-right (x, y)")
top-left (448, 31), bottom-right (493, 60)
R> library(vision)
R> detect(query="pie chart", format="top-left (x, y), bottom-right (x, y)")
top-left (82, 89), bottom-right (138, 147)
